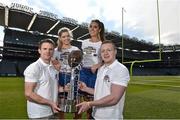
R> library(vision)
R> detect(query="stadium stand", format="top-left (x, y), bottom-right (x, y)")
top-left (0, 2), bottom-right (179, 76)
top-left (17, 61), bottom-right (32, 76)
top-left (0, 60), bottom-right (17, 76)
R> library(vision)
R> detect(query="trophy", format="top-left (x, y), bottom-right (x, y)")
top-left (59, 50), bottom-right (82, 113)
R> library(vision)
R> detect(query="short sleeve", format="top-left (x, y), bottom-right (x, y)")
top-left (111, 67), bottom-right (130, 87)
top-left (24, 63), bottom-right (41, 82)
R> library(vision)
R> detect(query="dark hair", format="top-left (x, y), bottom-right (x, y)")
top-left (91, 19), bottom-right (105, 42)
top-left (38, 38), bottom-right (55, 49)
top-left (57, 27), bottom-right (72, 51)
top-left (101, 40), bottom-right (117, 50)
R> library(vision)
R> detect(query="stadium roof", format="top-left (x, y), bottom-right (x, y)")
top-left (0, 4), bottom-right (5, 26)
top-left (0, 2), bottom-right (180, 52)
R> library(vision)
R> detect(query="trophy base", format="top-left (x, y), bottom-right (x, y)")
top-left (59, 99), bottom-right (79, 113)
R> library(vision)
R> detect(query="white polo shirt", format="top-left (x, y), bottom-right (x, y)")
top-left (24, 58), bottom-right (59, 118)
top-left (92, 60), bottom-right (130, 119)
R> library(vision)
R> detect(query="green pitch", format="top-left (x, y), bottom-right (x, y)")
top-left (124, 76), bottom-right (180, 119)
top-left (0, 76), bottom-right (180, 119)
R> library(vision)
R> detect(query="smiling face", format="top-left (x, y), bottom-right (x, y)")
top-left (88, 21), bottom-right (101, 38)
top-left (38, 42), bottom-right (54, 64)
top-left (100, 43), bottom-right (117, 65)
top-left (59, 31), bottom-right (71, 46)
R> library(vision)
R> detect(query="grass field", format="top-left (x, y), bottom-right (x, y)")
top-left (0, 76), bottom-right (180, 119)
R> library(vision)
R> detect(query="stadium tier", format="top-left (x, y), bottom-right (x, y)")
top-left (0, 3), bottom-right (180, 76)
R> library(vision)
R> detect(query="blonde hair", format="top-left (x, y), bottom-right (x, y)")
top-left (57, 27), bottom-right (73, 51)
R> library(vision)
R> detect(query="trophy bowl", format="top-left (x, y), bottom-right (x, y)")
top-left (68, 50), bottom-right (83, 68)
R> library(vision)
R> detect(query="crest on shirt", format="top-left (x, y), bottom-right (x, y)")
top-left (83, 47), bottom-right (96, 55)
top-left (103, 75), bottom-right (110, 82)
top-left (60, 52), bottom-right (70, 65)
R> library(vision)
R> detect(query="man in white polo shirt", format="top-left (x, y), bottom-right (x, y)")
top-left (24, 39), bottom-right (61, 119)
top-left (76, 40), bottom-right (130, 119)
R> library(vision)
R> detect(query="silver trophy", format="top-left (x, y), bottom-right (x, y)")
top-left (58, 50), bottom-right (82, 113)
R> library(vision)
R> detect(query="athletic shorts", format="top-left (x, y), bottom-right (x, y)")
top-left (59, 72), bottom-right (71, 86)
top-left (80, 67), bottom-right (97, 88)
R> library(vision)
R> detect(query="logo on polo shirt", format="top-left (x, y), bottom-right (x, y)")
top-left (103, 75), bottom-right (110, 82)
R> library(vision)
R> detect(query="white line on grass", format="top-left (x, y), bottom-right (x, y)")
top-left (130, 82), bottom-right (180, 88)
top-left (133, 80), bottom-right (180, 83)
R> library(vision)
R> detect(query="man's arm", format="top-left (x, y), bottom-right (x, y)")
top-left (79, 81), bottom-right (94, 95)
top-left (90, 84), bottom-right (126, 106)
top-left (76, 83), bottom-right (126, 114)
top-left (25, 82), bottom-right (60, 112)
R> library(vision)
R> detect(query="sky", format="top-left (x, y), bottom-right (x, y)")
top-left (0, 0), bottom-right (180, 46)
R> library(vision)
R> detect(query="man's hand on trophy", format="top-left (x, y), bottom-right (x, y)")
top-left (76, 101), bottom-right (91, 114)
top-left (49, 101), bottom-right (61, 113)
top-left (51, 58), bottom-right (61, 71)
top-left (64, 83), bottom-right (71, 92)
top-left (58, 86), bottom-right (64, 93)
top-left (78, 81), bottom-right (88, 92)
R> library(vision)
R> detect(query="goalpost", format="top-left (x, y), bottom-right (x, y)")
top-left (122, 0), bottom-right (162, 76)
